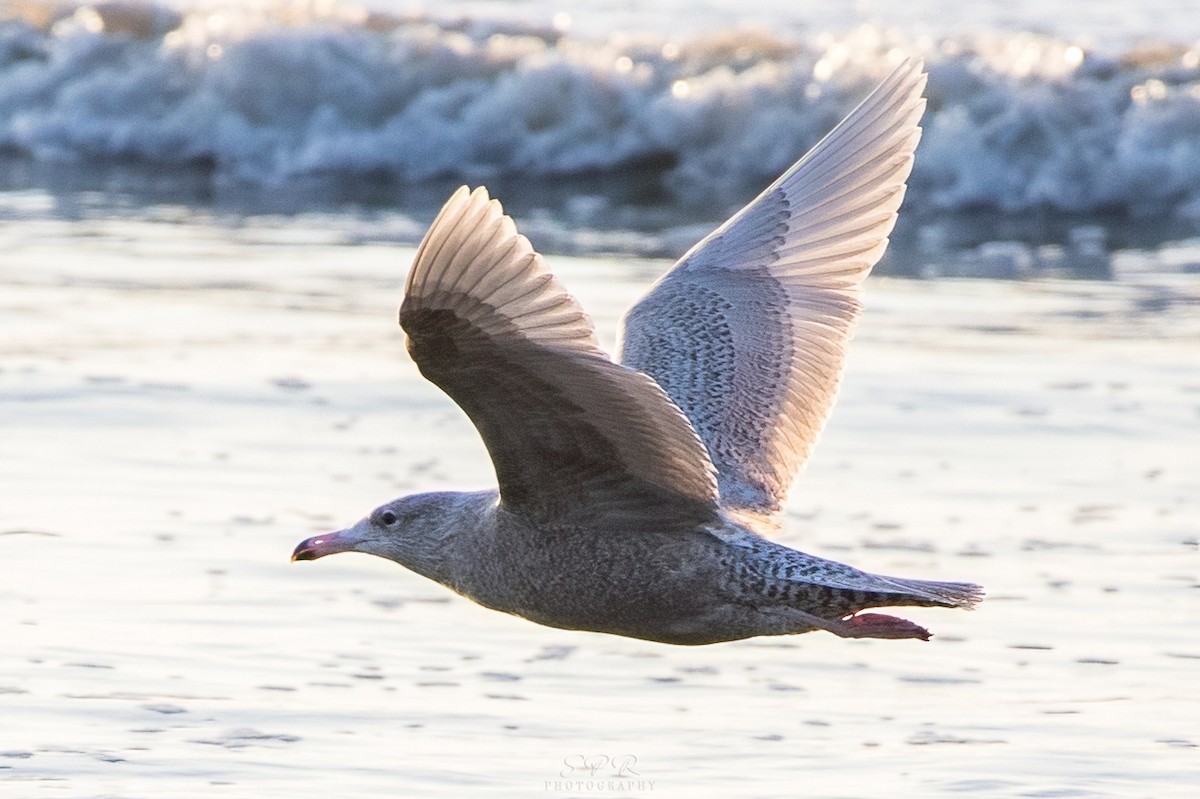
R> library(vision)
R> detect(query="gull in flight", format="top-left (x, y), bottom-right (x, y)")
top-left (294, 58), bottom-right (982, 644)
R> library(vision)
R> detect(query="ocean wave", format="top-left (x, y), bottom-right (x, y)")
top-left (3, 1), bottom-right (1200, 222)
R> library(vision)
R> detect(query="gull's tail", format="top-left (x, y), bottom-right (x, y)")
top-left (871, 575), bottom-right (985, 610)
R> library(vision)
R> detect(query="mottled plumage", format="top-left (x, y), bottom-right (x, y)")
top-left (293, 58), bottom-right (982, 644)
top-left (622, 58), bottom-right (925, 519)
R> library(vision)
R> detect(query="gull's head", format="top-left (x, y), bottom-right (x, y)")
top-left (292, 492), bottom-right (468, 581)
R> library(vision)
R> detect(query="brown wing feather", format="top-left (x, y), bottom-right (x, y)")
top-left (400, 187), bottom-right (718, 527)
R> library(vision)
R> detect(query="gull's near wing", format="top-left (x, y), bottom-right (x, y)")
top-left (401, 187), bottom-right (718, 527)
top-left (620, 57), bottom-right (926, 522)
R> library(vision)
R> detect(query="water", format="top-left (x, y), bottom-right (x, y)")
top-left (1, 1), bottom-right (1199, 795)
top-left (3, 0), bottom-right (1200, 264)
top-left (1, 212), bottom-right (1198, 796)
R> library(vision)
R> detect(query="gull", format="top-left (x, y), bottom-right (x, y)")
top-left (293, 58), bottom-right (982, 644)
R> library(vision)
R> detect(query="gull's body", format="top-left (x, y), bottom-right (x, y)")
top-left (294, 58), bottom-right (982, 644)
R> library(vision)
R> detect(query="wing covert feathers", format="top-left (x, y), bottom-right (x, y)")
top-left (620, 58), bottom-right (927, 521)
top-left (401, 187), bottom-right (719, 526)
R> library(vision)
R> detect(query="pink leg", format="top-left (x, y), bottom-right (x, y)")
top-left (760, 607), bottom-right (933, 641)
top-left (836, 612), bottom-right (932, 641)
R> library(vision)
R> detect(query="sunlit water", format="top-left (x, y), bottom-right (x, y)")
top-left (5, 0), bottom-right (1200, 251)
top-left (1, 212), bottom-right (1197, 796)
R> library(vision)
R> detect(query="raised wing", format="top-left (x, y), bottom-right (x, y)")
top-left (620, 58), bottom-right (926, 521)
top-left (401, 186), bottom-right (719, 527)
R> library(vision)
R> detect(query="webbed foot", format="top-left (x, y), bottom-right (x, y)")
top-left (834, 612), bottom-right (931, 641)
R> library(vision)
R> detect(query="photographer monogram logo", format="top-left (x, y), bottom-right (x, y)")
top-left (545, 754), bottom-right (655, 792)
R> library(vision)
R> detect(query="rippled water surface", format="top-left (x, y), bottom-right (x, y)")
top-left (1, 211), bottom-right (1197, 796)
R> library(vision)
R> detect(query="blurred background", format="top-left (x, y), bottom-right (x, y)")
top-left (3, 0), bottom-right (1200, 277)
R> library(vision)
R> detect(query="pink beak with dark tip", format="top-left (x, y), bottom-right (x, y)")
top-left (291, 530), bottom-right (355, 561)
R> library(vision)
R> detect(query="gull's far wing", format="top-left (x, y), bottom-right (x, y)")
top-left (400, 186), bottom-right (719, 527)
top-left (619, 58), bottom-right (926, 522)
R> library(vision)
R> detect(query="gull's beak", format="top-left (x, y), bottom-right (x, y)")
top-left (291, 523), bottom-right (366, 561)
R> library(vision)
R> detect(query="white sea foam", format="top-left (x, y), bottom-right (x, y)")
top-left (2, 1), bottom-right (1200, 222)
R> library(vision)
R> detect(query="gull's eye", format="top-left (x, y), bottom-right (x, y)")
top-left (379, 510), bottom-right (398, 526)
